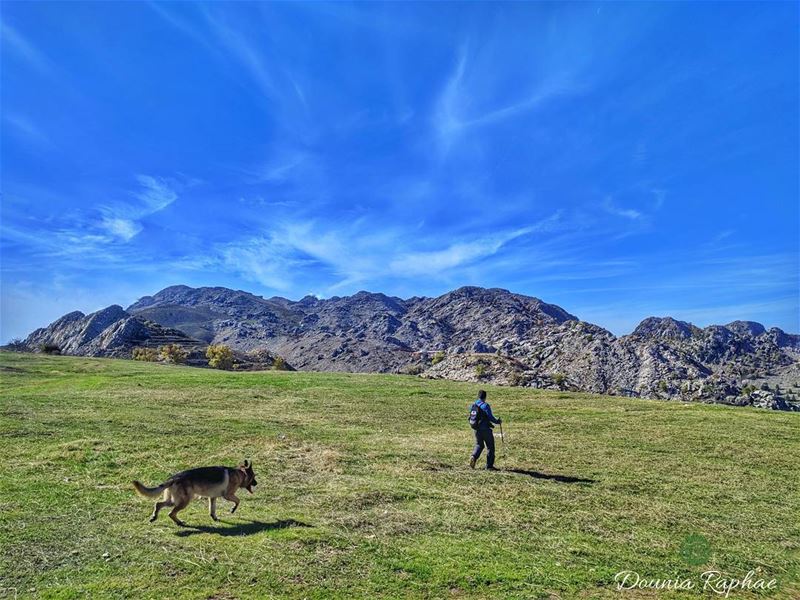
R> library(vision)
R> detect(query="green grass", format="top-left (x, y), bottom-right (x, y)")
top-left (1, 352), bottom-right (798, 599)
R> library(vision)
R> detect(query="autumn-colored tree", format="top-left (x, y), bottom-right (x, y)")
top-left (132, 347), bottom-right (158, 362)
top-left (160, 344), bottom-right (187, 364)
top-left (206, 344), bottom-right (234, 370)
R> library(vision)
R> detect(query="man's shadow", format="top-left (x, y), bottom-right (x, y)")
top-left (175, 518), bottom-right (311, 537)
top-left (504, 468), bottom-right (595, 484)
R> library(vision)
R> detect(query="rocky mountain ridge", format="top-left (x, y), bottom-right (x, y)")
top-left (21, 305), bottom-right (205, 360)
top-left (15, 285), bottom-right (800, 411)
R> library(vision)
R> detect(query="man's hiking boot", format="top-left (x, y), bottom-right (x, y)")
top-left (486, 466), bottom-right (499, 471)
top-left (469, 456), bottom-right (476, 469)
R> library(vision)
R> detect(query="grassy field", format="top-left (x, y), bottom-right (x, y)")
top-left (1, 352), bottom-right (798, 599)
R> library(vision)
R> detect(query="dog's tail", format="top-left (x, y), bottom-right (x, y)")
top-left (132, 479), bottom-right (171, 498)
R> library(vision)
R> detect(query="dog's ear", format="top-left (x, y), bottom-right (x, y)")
top-left (243, 459), bottom-right (251, 469)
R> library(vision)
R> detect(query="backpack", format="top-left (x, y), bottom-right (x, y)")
top-left (468, 401), bottom-right (484, 430)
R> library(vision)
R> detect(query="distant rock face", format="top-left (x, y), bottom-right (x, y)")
top-left (726, 320), bottom-right (767, 338)
top-left (22, 305), bottom-right (204, 359)
top-left (632, 316), bottom-right (699, 340)
top-left (17, 285), bottom-right (800, 411)
top-left (125, 285), bottom-right (577, 373)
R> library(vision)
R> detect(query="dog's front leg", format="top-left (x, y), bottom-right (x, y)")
top-left (224, 492), bottom-right (240, 514)
top-left (209, 497), bottom-right (220, 521)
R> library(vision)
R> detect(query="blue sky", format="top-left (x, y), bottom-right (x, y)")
top-left (2, 1), bottom-right (798, 341)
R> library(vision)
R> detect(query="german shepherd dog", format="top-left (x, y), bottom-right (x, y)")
top-left (133, 460), bottom-right (257, 526)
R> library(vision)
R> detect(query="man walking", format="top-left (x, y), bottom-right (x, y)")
top-left (469, 390), bottom-right (502, 470)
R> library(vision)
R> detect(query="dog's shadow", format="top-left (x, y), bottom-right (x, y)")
top-left (175, 518), bottom-right (311, 537)
top-left (504, 468), bottom-right (595, 484)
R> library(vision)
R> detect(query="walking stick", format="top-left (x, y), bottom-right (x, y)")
top-left (499, 422), bottom-right (506, 446)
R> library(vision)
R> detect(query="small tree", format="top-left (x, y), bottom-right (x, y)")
top-left (431, 351), bottom-right (446, 365)
top-left (160, 343), bottom-right (187, 365)
top-left (206, 344), bottom-right (234, 370)
top-left (273, 356), bottom-right (287, 371)
top-left (658, 380), bottom-right (668, 393)
top-left (475, 364), bottom-right (486, 378)
top-left (132, 347), bottom-right (158, 362)
top-left (552, 373), bottom-right (566, 390)
top-left (39, 343), bottom-right (61, 355)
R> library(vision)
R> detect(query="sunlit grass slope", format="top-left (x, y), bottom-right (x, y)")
top-left (1, 352), bottom-right (798, 599)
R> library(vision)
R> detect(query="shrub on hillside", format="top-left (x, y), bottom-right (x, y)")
top-left (273, 356), bottom-right (287, 371)
top-left (160, 343), bottom-right (187, 365)
top-left (206, 344), bottom-right (234, 370)
top-left (405, 364), bottom-right (424, 375)
top-left (509, 372), bottom-right (530, 387)
top-left (552, 372), bottom-right (566, 390)
top-left (39, 343), bottom-right (61, 355)
top-left (431, 351), bottom-right (445, 365)
top-left (132, 347), bottom-right (159, 362)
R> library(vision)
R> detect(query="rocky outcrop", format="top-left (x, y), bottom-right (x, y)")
top-left (21, 305), bottom-right (205, 359)
top-left (16, 285), bottom-right (800, 411)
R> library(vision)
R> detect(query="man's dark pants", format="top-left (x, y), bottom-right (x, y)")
top-left (472, 427), bottom-right (495, 468)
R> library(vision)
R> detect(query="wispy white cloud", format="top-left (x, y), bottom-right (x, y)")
top-left (651, 188), bottom-right (667, 209)
top-left (99, 217), bottom-right (142, 242)
top-left (250, 152), bottom-right (308, 183)
top-left (632, 141), bottom-right (648, 166)
top-left (213, 218), bottom-right (386, 292)
top-left (3, 113), bottom-right (52, 149)
top-left (289, 75), bottom-right (309, 110)
top-left (218, 236), bottom-right (308, 291)
top-left (212, 212), bottom-right (564, 294)
top-left (132, 175), bottom-right (178, 213)
top-left (279, 221), bottom-right (397, 289)
top-left (197, 5), bottom-right (276, 102)
top-left (147, 1), bottom-right (210, 48)
top-left (601, 197), bottom-right (643, 221)
top-left (149, 3), bottom-right (314, 140)
top-left (463, 82), bottom-right (571, 129)
top-left (1, 22), bottom-right (52, 75)
top-left (3, 176), bottom-right (181, 256)
top-left (2, 221), bottom-right (126, 263)
top-left (390, 228), bottom-right (534, 277)
top-left (433, 45), bottom-right (469, 153)
top-left (433, 44), bottom-right (576, 156)
top-left (708, 229), bottom-right (735, 245)
top-left (98, 175), bottom-right (179, 241)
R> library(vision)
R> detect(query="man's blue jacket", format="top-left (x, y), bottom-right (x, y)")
top-left (473, 399), bottom-right (501, 428)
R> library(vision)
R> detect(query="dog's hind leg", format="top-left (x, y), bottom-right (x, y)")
top-left (168, 497), bottom-right (191, 527)
top-left (149, 500), bottom-right (173, 522)
top-left (223, 492), bottom-right (240, 514)
top-left (209, 497), bottom-right (220, 522)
